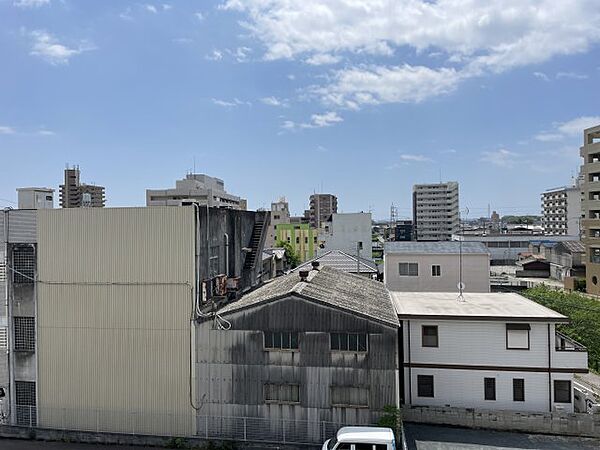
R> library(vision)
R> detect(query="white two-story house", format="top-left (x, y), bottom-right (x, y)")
top-left (384, 241), bottom-right (490, 292)
top-left (392, 292), bottom-right (588, 413)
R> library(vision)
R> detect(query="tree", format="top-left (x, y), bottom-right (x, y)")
top-left (276, 240), bottom-right (301, 269)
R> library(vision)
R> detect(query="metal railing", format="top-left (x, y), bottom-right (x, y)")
top-left (555, 331), bottom-right (587, 352)
top-left (2, 406), bottom-right (365, 445)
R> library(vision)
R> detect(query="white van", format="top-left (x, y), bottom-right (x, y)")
top-left (322, 426), bottom-right (396, 450)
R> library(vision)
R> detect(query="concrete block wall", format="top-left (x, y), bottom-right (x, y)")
top-left (402, 405), bottom-right (600, 438)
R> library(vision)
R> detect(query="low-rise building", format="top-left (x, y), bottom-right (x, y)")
top-left (392, 292), bottom-right (588, 413)
top-left (197, 266), bottom-right (399, 442)
top-left (265, 197), bottom-right (290, 247)
top-left (275, 223), bottom-right (318, 262)
top-left (453, 233), bottom-right (578, 265)
top-left (146, 173), bottom-right (245, 209)
top-left (317, 212), bottom-right (373, 260)
top-left (292, 250), bottom-right (378, 278)
top-left (16, 187), bottom-right (54, 209)
top-left (384, 242), bottom-right (490, 292)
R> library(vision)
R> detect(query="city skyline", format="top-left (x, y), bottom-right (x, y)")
top-left (1, 0), bottom-right (599, 219)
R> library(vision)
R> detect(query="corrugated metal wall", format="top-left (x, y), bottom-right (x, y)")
top-left (0, 210), bottom-right (37, 243)
top-left (196, 296), bottom-right (398, 439)
top-left (37, 207), bottom-right (196, 435)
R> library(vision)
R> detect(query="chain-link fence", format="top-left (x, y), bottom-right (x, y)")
top-left (4, 406), bottom-right (366, 445)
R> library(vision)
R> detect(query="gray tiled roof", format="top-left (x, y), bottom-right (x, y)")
top-left (559, 240), bottom-right (585, 253)
top-left (384, 241), bottom-right (489, 254)
top-left (219, 266), bottom-right (398, 327)
top-left (292, 250), bottom-right (378, 274)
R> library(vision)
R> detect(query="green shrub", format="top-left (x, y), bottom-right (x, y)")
top-left (523, 285), bottom-right (600, 372)
top-left (377, 405), bottom-right (401, 431)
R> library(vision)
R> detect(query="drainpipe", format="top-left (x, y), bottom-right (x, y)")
top-left (224, 233), bottom-right (229, 277)
top-left (2, 209), bottom-right (11, 422)
top-left (548, 323), bottom-right (552, 412)
top-left (407, 320), bottom-right (412, 405)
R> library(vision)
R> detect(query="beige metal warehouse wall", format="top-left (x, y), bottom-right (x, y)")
top-left (36, 207), bottom-right (196, 436)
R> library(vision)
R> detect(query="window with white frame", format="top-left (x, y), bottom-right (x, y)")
top-left (506, 323), bottom-right (530, 350)
top-left (399, 262), bottom-right (418, 276)
top-left (431, 265), bottom-right (441, 277)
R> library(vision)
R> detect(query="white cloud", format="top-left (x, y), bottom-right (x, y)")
top-left (287, 74), bottom-right (296, 80)
top-left (316, 145), bottom-right (328, 153)
top-left (162, 4), bottom-right (172, 11)
top-left (533, 72), bottom-right (549, 82)
top-left (206, 50), bottom-right (223, 61)
top-left (534, 116), bottom-right (600, 143)
top-left (212, 98), bottom-right (250, 107)
top-left (144, 4), bottom-right (158, 14)
top-left (29, 30), bottom-right (94, 65)
top-left (229, 46), bottom-right (252, 62)
top-left (481, 149), bottom-right (519, 168)
top-left (222, 0), bottom-right (600, 105)
top-left (310, 111), bottom-right (343, 128)
top-left (260, 96), bottom-right (287, 107)
top-left (399, 153), bottom-right (432, 162)
top-left (557, 116), bottom-right (600, 136)
top-left (534, 133), bottom-right (563, 142)
top-left (316, 64), bottom-right (463, 108)
top-left (0, 126), bottom-right (15, 134)
top-left (195, 12), bottom-right (204, 21)
top-left (37, 129), bottom-right (56, 136)
top-left (173, 37), bottom-right (193, 44)
top-left (305, 53), bottom-right (342, 66)
top-left (14, 0), bottom-right (50, 8)
top-left (281, 111), bottom-right (343, 130)
top-left (556, 71), bottom-right (588, 80)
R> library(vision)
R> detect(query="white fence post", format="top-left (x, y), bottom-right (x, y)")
top-left (243, 417), bottom-right (247, 441)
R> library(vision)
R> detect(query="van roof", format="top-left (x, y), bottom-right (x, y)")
top-left (336, 426), bottom-right (394, 443)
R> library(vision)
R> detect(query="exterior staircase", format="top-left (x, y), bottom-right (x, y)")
top-left (243, 217), bottom-right (266, 271)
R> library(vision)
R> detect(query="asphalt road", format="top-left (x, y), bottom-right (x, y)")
top-left (0, 439), bottom-right (161, 449)
top-left (404, 423), bottom-right (600, 450)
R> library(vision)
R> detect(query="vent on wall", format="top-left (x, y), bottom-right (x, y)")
top-left (0, 327), bottom-right (7, 349)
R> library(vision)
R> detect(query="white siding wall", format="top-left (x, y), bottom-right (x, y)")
top-left (384, 253), bottom-right (490, 292)
top-left (402, 320), bottom-right (581, 413)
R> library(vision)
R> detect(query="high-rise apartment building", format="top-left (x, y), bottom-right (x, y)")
top-left (412, 182), bottom-right (460, 241)
top-left (146, 173), bottom-right (245, 209)
top-left (308, 193), bottom-right (337, 229)
top-left (59, 166), bottom-right (105, 208)
top-left (266, 197), bottom-right (290, 247)
top-left (16, 187), bottom-right (54, 209)
top-left (541, 181), bottom-right (581, 236)
top-left (580, 124), bottom-right (600, 295)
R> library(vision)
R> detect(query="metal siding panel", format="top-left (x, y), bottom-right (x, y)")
top-left (36, 207), bottom-right (195, 435)
top-left (5, 210), bottom-right (37, 243)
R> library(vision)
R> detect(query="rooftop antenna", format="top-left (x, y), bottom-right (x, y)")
top-left (193, 156), bottom-right (196, 174)
top-left (439, 168), bottom-right (442, 183)
top-left (458, 206), bottom-right (469, 302)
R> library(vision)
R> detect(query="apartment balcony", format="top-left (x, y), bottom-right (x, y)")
top-left (553, 332), bottom-right (587, 370)
top-left (581, 140), bottom-right (600, 158)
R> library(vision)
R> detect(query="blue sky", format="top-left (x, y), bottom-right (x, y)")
top-left (1, 0), bottom-right (599, 220)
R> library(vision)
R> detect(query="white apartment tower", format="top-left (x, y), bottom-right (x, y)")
top-left (541, 180), bottom-right (582, 236)
top-left (413, 182), bottom-right (460, 241)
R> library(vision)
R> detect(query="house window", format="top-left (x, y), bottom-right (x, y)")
top-left (330, 333), bottom-right (368, 352)
top-left (264, 383), bottom-right (300, 404)
top-left (14, 317), bottom-right (35, 352)
top-left (431, 265), bottom-right (441, 277)
top-left (399, 262), bottom-right (418, 276)
top-left (484, 378), bottom-right (496, 401)
top-left (264, 331), bottom-right (298, 350)
top-left (506, 323), bottom-right (530, 349)
top-left (554, 380), bottom-right (571, 403)
top-left (12, 246), bottom-right (35, 284)
top-left (417, 375), bottom-right (434, 397)
top-left (331, 386), bottom-right (369, 407)
top-left (305, 237), bottom-right (308, 244)
top-left (421, 326), bottom-right (438, 347)
top-left (513, 378), bottom-right (525, 401)
top-left (296, 237), bottom-right (300, 244)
